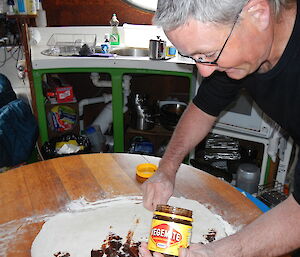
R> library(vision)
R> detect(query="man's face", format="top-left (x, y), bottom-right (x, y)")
top-left (166, 18), bottom-right (272, 80)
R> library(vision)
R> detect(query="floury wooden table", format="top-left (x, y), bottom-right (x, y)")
top-left (0, 153), bottom-right (263, 257)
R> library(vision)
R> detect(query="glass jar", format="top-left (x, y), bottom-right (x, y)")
top-left (148, 205), bottom-right (193, 256)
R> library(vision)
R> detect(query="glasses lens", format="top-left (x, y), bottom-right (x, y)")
top-left (195, 57), bottom-right (218, 66)
top-left (179, 52), bottom-right (218, 65)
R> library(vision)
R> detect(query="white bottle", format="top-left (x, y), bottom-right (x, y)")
top-left (109, 13), bottom-right (120, 46)
top-left (7, 0), bottom-right (15, 14)
top-left (86, 125), bottom-right (105, 153)
top-left (0, 1), bottom-right (4, 13)
top-left (35, 0), bottom-right (39, 10)
top-left (35, 0), bottom-right (47, 27)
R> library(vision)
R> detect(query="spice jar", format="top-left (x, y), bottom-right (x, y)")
top-left (148, 205), bottom-right (193, 256)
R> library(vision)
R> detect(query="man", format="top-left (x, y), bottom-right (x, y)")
top-left (139, 0), bottom-right (300, 256)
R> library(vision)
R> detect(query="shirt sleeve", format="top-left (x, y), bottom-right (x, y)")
top-left (192, 71), bottom-right (243, 117)
top-left (292, 158), bottom-right (300, 204)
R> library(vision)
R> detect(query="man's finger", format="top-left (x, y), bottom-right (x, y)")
top-left (179, 247), bottom-right (189, 257)
top-left (153, 252), bottom-right (164, 257)
top-left (139, 242), bottom-right (152, 257)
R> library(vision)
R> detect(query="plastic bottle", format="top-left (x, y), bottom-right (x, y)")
top-left (100, 33), bottom-right (110, 53)
top-left (7, 0), bottom-right (15, 14)
top-left (25, 0), bottom-right (37, 14)
top-left (85, 125), bottom-right (106, 153)
top-left (17, 0), bottom-right (26, 14)
top-left (35, 0), bottom-right (47, 27)
top-left (109, 13), bottom-right (120, 46)
top-left (0, 1), bottom-right (4, 13)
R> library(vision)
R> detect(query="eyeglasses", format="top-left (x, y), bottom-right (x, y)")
top-left (179, 12), bottom-right (241, 66)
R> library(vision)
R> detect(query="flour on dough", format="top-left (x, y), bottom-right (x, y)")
top-left (31, 196), bottom-right (238, 257)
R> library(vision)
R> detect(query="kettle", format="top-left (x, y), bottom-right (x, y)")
top-left (149, 36), bottom-right (166, 60)
top-left (130, 94), bottom-right (155, 130)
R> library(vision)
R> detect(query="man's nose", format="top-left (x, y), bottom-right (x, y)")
top-left (196, 63), bottom-right (217, 77)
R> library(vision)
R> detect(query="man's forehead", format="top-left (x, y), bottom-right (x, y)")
top-left (165, 20), bottom-right (228, 54)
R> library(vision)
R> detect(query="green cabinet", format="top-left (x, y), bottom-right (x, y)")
top-left (33, 67), bottom-right (195, 153)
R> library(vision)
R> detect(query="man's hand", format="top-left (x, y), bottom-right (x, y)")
top-left (179, 243), bottom-right (215, 257)
top-left (142, 168), bottom-right (175, 211)
top-left (142, 103), bottom-right (216, 212)
top-left (138, 242), bottom-right (212, 257)
top-left (138, 242), bottom-right (164, 257)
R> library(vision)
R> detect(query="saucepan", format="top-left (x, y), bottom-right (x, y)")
top-left (159, 102), bottom-right (187, 130)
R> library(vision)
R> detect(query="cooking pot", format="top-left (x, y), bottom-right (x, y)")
top-left (159, 102), bottom-right (187, 130)
top-left (149, 36), bottom-right (166, 60)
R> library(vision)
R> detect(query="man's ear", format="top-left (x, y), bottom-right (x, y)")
top-left (244, 0), bottom-right (271, 31)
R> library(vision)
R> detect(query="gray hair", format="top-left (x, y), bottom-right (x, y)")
top-left (153, 0), bottom-right (291, 31)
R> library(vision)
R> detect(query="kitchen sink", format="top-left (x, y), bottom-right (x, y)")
top-left (41, 46), bottom-right (150, 57)
top-left (109, 47), bottom-right (149, 57)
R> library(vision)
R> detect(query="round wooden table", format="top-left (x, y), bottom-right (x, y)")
top-left (0, 153), bottom-right (262, 257)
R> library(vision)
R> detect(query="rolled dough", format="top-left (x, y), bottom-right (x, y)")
top-left (31, 196), bottom-right (238, 257)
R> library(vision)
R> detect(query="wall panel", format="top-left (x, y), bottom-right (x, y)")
top-left (43, 0), bottom-right (154, 26)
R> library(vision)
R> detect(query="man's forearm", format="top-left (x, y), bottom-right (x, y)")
top-left (159, 102), bottom-right (216, 175)
top-left (209, 195), bottom-right (300, 257)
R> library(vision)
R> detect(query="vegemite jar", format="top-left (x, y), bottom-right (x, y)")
top-left (148, 205), bottom-right (193, 256)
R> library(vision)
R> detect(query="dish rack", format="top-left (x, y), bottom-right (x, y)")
top-left (256, 181), bottom-right (288, 208)
top-left (42, 33), bottom-right (97, 56)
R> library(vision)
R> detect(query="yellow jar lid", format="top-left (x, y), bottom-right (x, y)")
top-left (136, 163), bottom-right (158, 180)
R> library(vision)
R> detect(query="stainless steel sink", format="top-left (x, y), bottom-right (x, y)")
top-left (110, 47), bottom-right (149, 57)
